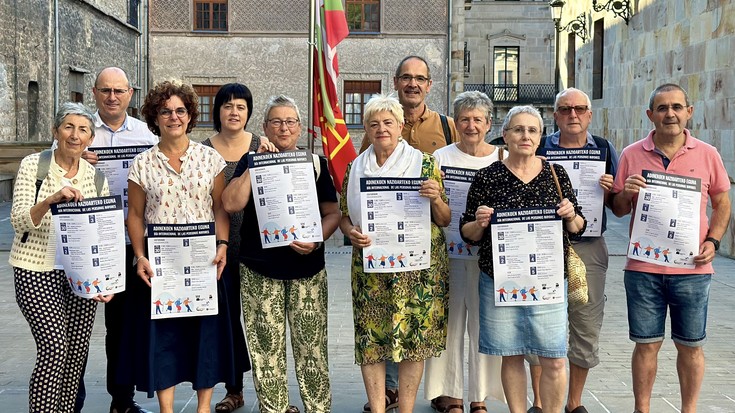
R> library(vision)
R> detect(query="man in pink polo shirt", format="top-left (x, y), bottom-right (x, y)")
top-left (611, 83), bottom-right (731, 413)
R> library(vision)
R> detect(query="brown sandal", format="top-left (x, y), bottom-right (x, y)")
top-left (214, 392), bottom-right (244, 413)
top-left (444, 404), bottom-right (464, 413)
top-left (431, 396), bottom-right (451, 412)
top-left (363, 389), bottom-right (399, 412)
top-left (470, 406), bottom-right (487, 412)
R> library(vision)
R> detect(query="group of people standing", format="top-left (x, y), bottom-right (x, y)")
top-left (9, 56), bottom-right (729, 413)
top-left (342, 57), bottom-right (727, 413)
top-left (10, 66), bottom-right (338, 413)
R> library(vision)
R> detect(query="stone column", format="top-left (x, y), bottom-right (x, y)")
top-left (448, 0), bottom-right (469, 113)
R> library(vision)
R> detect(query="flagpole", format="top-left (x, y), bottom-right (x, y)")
top-left (308, 0), bottom-right (316, 153)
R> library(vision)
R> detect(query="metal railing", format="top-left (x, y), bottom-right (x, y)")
top-left (464, 84), bottom-right (556, 104)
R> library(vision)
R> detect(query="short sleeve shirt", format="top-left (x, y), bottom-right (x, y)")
top-left (612, 129), bottom-right (730, 274)
top-left (128, 141), bottom-right (226, 225)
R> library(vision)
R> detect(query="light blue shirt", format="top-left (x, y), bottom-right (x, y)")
top-left (543, 130), bottom-right (619, 236)
top-left (90, 112), bottom-right (159, 148)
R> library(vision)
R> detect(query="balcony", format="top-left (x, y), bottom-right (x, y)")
top-left (464, 84), bottom-right (556, 105)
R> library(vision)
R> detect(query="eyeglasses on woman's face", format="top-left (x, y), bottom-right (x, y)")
top-left (504, 125), bottom-right (541, 136)
top-left (267, 118), bottom-right (300, 129)
top-left (159, 108), bottom-right (188, 119)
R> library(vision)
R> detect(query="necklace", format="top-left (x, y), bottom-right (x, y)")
top-left (161, 141), bottom-right (190, 158)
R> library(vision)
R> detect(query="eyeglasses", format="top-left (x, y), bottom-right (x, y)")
top-left (557, 105), bottom-right (589, 115)
top-left (654, 104), bottom-right (687, 113)
top-left (505, 125), bottom-right (541, 136)
top-left (96, 88), bottom-right (130, 96)
top-left (396, 75), bottom-right (430, 85)
top-left (267, 118), bottom-right (300, 129)
top-left (159, 108), bottom-right (188, 119)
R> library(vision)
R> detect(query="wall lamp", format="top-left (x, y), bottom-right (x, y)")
top-left (593, 0), bottom-right (632, 24)
top-left (549, 0), bottom-right (565, 30)
top-left (549, 1), bottom-right (587, 42)
top-left (562, 13), bottom-right (588, 41)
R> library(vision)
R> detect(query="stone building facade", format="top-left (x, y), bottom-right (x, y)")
top-left (148, 0), bottom-right (452, 147)
top-left (461, 0), bottom-right (558, 138)
top-left (0, 0), bottom-right (144, 144)
top-left (554, 0), bottom-right (735, 254)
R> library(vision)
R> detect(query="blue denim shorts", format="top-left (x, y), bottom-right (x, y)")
top-left (624, 270), bottom-right (710, 347)
top-left (478, 273), bottom-right (567, 358)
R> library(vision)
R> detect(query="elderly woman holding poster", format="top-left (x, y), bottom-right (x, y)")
top-left (424, 91), bottom-right (504, 413)
top-left (222, 94), bottom-right (340, 413)
top-left (339, 94), bottom-right (450, 413)
top-left (10, 102), bottom-right (111, 412)
top-left (460, 105), bottom-right (586, 413)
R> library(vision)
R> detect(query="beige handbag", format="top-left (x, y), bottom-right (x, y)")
top-left (549, 164), bottom-right (589, 305)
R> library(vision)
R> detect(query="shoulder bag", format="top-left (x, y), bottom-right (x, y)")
top-left (549, 163), bottom-right (588, 305)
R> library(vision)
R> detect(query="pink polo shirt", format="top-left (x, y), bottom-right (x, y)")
top-left (612, 129), bottom-right (730, 274)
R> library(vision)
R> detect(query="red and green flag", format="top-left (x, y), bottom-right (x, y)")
top-left (311, 0), bottom-right (356, 193)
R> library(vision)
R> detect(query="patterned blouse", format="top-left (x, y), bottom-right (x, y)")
top-left (460, 161), bottom-right (586, 278)
top-left (10, 152), bottom-right (110, 272)
top-left (128, 141), bottom-right (226, 225)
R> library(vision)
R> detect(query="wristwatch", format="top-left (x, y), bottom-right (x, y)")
top-left (216, 239), bottom-right (229, 246)
top-left (705, 237), bottom-right (720, 251)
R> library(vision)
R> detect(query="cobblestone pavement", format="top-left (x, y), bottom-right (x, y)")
top-left (1, 201), bottom-right (733, 412)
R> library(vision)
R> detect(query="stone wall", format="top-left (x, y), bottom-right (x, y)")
top-left (464, 0), bottom-right (558, 136)
top-left (149, 0), bottom-right (451, 150)
top-left (0, 0), bottom-right (141, 144)
top-left (558, 0), bottom-right (735, 254)
top-left (57, 0), bottom-right (140, 107)
top-left (464, 1), bottom-right (557, 86)
top-left (0, 0), bottom-right (53, 143)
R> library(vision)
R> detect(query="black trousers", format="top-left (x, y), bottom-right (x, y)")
top-left (75, 245), bottom-right (137, 411)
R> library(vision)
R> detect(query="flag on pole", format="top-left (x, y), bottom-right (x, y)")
top-left (312, 0), bottom-right (356, 192)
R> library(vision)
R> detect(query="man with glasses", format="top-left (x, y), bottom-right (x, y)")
top-left (74, 67), bottom-right (157, 413)
top-left (610, 84), bottom-right (730, 413)
top-left (526, 87), bottom-right (618, 413)
top-left (360, 55), bottom-right (458, 154)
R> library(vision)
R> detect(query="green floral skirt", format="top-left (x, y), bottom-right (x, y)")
top-left (352, 224), bottom-right (449, 365)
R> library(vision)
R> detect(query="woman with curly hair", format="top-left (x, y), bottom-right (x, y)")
top-left (124, 80), bottom-right (237, 413)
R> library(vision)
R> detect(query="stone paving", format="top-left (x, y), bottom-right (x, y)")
top-left (0, 200), bottom-right (734, 412)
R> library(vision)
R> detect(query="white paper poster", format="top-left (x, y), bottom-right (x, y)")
top-left (628, 170), bottom-right (701, 269)
top-left (491, 207), bottom-right (565, 306)
top-left (91, 145), bottom-right (152, 217)
top-left (360, 177), bottom-right (431, 273)
top-left (248, 151), bottom-right (324, 249)
top-left (147, 223), bottom-right (218, 319)
top-left (442, 166), bottom-right (479, 260)
top-left (51, 195), bottom-right (126, 298)
top-left (541, 147), bottom-right (607, 237)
